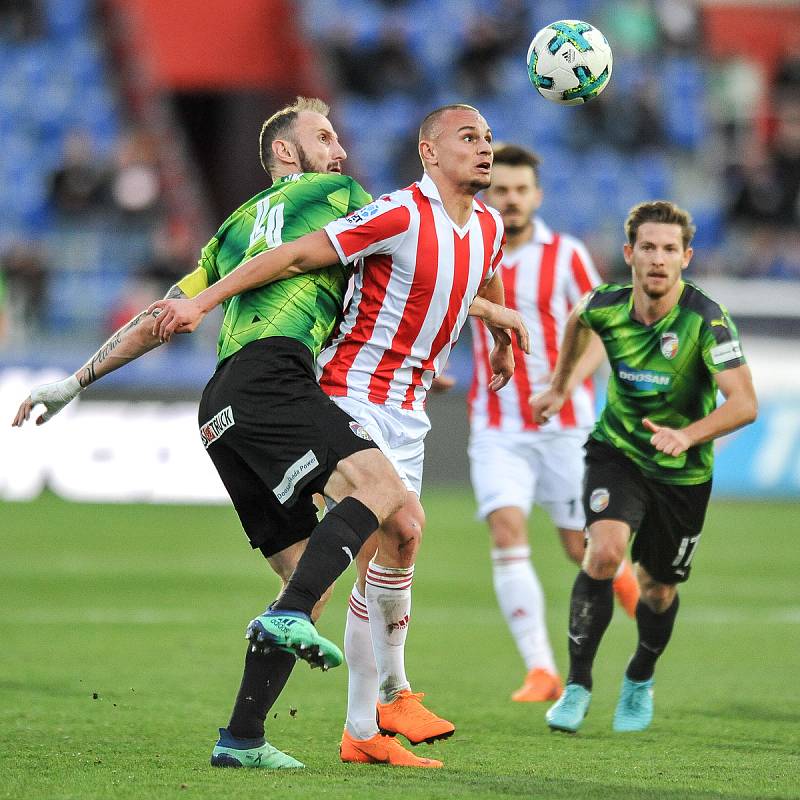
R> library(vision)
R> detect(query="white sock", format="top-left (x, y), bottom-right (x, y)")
top-left (365, 560), bottom-right (413, 704)
top-left (492, 546), bottom-right (557, 673)
top-left (343, 584), bottom-right (380, 740)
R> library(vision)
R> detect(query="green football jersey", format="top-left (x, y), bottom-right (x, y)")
top-left (580, 280), bottom-right (746, 485)
top-left (178, 172), bottom-right (372, 363)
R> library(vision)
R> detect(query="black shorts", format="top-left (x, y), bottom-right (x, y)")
top-left (198, 337), bottom-right (378, 557)
top-left (583, 439), bottom-right (712, 584)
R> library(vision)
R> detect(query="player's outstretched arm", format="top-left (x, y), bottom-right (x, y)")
top-left (149, 230), bottom-right (339, 341)
top-left (530, 306), bottom-right (593, 423)
top-left (12, 285), bottom-right (186, 427)
top-left (643, 364), bottom-right (758, 456)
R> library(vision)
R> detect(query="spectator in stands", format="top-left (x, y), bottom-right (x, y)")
top-left (48, 130), bottom-right (109, 216)
top-left (0, 0), bottom-right (43, 42)
top-left (138, 222), bottom-right (196, 291)
top-left (324, 21), bottom-right (426, 99)
top-left (110, 129), bottom-right (163, 220)
top-left (455, 14), bottom-right (505, 97)
top-left (0, 240), bottom-right (48, 333)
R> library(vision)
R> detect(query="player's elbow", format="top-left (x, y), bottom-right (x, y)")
top-left (742, 395), bottom-right (758, 426)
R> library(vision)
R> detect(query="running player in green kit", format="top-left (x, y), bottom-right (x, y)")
top-left (531, 201), bottom-right (758, 734)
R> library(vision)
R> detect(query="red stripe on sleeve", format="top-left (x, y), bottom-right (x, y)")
top-left (368, 187), bottom-right (438, 405)
top-left (334, 205), bottom-right (411, 260)
top-left (570, 247), bottom-right (594, 294)
top-left (503, 264), bottom-right (537, 430)
top-left (476, 202), bottom-right (501, 281)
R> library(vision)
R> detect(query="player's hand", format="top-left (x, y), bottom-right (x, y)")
top-left (487, 309), bottom-right (530, 354)
top-left (643, 418), bottom-right (693, 456)
top-left (529, 387), bottom-right (564, 424)
top-left (11, 375), bottom-right (82, 427)
top-left (488, 341), bottom-right (514, 391)
top-left (147, 298), bottom-right (207, 342)
top-left (430, 374), bottom-right (456, 392)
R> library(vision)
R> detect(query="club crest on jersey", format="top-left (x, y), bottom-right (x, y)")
top-left (349, 421), bottom-right (373, 441)
top-left (200, 406), bottom-right (234, 449)
top-left (589, 487), bottom-right (610, 513)
top-left (660, 331), bottom-right (679, 360)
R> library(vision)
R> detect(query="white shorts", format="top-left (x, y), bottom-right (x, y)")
top-left (330, 394), bottom-right (430, 496)
top-left (468, 427), bottom-right (590, 530)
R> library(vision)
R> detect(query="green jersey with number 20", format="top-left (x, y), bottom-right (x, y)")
top-left (178, 172), bottom-right (372, 364)
top-left (580, 280), bottom-right (746, 485)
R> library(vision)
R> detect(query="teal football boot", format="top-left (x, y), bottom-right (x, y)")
top-left (246, 610), bottom-right (343, 670)
top-left (545, 683), bottom-right (591, 733)
top-left (613, 676), bottom-right (654, 732)
top-left (210, 728), bottom-right (304, 769)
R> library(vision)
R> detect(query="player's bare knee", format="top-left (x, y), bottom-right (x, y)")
top-left (326, 450), bottom-right (405, 522)
top-left (584, 541), bottom-right (625, 579)
top-left (559, 528), bottom-right (586, 565)
top-left (638, 571), bottom-right (676, 613)
top-left (377, 499), bottom-right (424, 567)
top-left (488, 507), bottom-right (528, 549)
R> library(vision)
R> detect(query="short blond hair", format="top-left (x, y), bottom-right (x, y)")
top-left (259, 96), bottom-right (330, 175)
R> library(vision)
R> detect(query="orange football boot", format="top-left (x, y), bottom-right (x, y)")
top-left (613, 559), bottom-right (641, 618)
top-left (340, 729), bottom-right (443, 768)
top-left (376, 689), bottom-right (455, 745)
top-left (511, 667), bottom-right (563, 702)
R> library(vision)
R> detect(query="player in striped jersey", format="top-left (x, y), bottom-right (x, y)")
top-left (465, 145), bottom-right (640, 704)
top-left (12, 98), bottom-right (440, 769)
top-left (150, 104), bottom-right (532, 763)
top-left (17, 101), bottom-right (525, 768)
top-left (533, 201), bottom-right (757, 733)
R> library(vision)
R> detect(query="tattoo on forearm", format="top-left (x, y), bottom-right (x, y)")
top-left (165, 285), bottom-right (187, 300)
top-left (76, 309), bottom-right (154, 387)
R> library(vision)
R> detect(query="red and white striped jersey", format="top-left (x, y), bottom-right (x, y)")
top-left (319, 172), bottom-right (504, 411)
top-left (468, 217), bottom-right (600, 433)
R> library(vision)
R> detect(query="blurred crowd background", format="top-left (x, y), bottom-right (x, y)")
top-left (0, 0), bottom-right (798, 383)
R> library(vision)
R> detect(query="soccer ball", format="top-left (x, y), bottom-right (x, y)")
top-left (526, 20), bottom-right (612, 105)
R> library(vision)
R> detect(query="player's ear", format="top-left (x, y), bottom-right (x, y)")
top-left (622, 242), bottom-right (633, 265)
top-left (682, 247), bottom-right (693, 269)
top-left (419, 140), bottom-right (437, 168)
top-left (272, 138), bottom-right (295, 166)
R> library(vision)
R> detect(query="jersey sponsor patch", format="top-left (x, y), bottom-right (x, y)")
top-left (660, 331), bottom-right (679, 360)
top-left (344, 201), bottom-right (380, 225)
top-left (589, 487), bottom-right (610, 513)
top-left (200, 406), bottom-right (235, 448)
top-left (710, 340), bottom-right (742, 365)
top-left (617, 362), bottom-right (672, 391)
top-left (349, 421), bottom-right (373, 441)
top-left (273, 449), bottom-right (320, 505)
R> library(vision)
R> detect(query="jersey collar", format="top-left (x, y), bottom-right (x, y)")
top-left (531, 216), bottom-right (554, 245)
top-left (418, 172), bottom-right (483, 212)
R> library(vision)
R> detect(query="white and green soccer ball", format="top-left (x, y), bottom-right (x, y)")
top-left (526, 20), bottom-right (613, 105)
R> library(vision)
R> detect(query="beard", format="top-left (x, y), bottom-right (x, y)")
top-left (295, 143), bottom-right (316, 174)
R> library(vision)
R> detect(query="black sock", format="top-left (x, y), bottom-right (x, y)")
top-left (273, 497), bottom-right (379, 616)
top-left (626, 594), bottom-right (680, 682)
top-left (566, 570), bottom-right (614, 691)
top-left (227, 646), bottom-right (296, 740)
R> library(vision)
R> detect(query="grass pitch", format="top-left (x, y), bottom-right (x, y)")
top-left (2, 491), bottom-right (798, 799)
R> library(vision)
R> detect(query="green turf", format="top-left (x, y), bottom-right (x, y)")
top-left (2, 491), bottom-right (798, 799)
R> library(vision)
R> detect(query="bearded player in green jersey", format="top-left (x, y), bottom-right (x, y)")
top-left (11, 98), bottom-right (421, 768)
top-left (531, 201), bottom-right (758, 734)
top-left (13, 97), bottom-right (521, 768)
